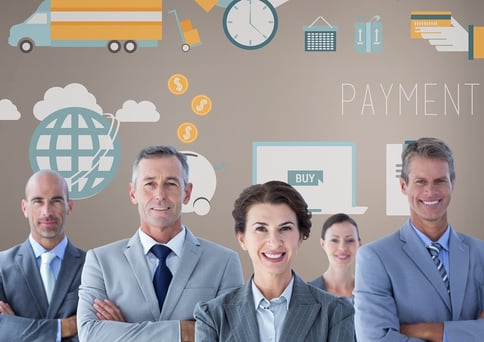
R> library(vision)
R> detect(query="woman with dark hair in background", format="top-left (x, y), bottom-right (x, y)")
top-left (309, 213), bottom-right (361, 300)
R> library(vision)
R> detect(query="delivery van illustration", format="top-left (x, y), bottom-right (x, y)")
top-left (8, 0), bottom-right (163, 53)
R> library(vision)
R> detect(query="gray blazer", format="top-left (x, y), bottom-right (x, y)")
top-left (194, 273), bottom-right (355, 342)
top-left (354, 220), bottom-right (484, 341)
top-left (309, 277), bottom-right (355, 307)
top-left (308, 275), bottom-right (327, 291)
top-left (0, 239), bottom-right (85, 342)
top-left (77, 228), bottom-right (244, 342)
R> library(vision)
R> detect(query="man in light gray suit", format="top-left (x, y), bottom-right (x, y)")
top-left (77, 145), bottom-right (244, 342)
top-left (354, 137), bottom-right (484, 342)
top-left (0, 170), bottom-right (85, 342)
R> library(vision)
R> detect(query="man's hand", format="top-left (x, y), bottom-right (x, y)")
top-left (180, 320), bottom-right (195, 342)
top-left (479, 311), bottom-right (484, 319)
top-left (94, 299), bottom-right (126, 322)
top-left (0, 301), bottom-right (15, 315)
top-left (400, 322), bottom-right (444, 342)
top-left (61, 315), bottom-right (78, 338)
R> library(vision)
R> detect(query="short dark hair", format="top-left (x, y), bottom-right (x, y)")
top-left (131, 145), bottom-right (189, 186)
top-left (232, 180), bottom-right (312, 240)
top-left (321, 213), bottom-right (360, 240)
top-left (400, 137), bottom-right (455, 184)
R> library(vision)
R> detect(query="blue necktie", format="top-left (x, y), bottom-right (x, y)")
top-left (151, 245), bottom-right (172, 310)
top-left (427, 243), bottom-right (450, 294)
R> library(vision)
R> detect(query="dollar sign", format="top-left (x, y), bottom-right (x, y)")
top-left (183, 126), bottom-right (192, 140)
top-left (174, 77), bottom-right (183, 92)
top-left (196, 99), bottom-right (208, 112)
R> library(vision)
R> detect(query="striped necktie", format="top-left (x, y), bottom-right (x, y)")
top-left (427, 243), bottom-right (450, 294)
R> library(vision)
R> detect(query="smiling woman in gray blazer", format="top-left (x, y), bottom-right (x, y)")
top-left (194, 181), bottom-right (355, 342)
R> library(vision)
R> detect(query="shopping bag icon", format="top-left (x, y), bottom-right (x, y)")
top-left (354, 16), bottom-right (382, 53)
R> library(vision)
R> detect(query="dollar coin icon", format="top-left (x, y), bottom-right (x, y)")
top-left (168, 74), bottom-right (189, 95)
top-left (177, 122), bottom-right (198, 143)
top-left (191, 94), bottom-right (212, 116)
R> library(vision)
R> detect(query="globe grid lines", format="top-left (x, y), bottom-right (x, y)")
top-left (29, 107), bottom-right (121, 199)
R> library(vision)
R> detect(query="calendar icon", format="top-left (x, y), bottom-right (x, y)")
top-left (304, 16), bottom-right (337, 52)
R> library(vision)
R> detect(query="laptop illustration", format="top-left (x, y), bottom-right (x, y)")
top-left (253, 141), bottom-right (367, 215)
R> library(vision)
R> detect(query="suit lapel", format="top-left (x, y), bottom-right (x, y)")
top-left (124, 233), bottom-right (160, 319)
top-left (224, 281), bottom-right (260, 342)
top-left (280, 275), bottom-right (320, 342)
top-left (47, 241), bottom-right (83, 316)
top-left (448, 229), bottom-right (469, 319)
top-left (17, 241), bottom-right (47, 315)
top-left (161, 229), bottom-right (201, 319)
top-left (400, 223), bottom-right (452, 311)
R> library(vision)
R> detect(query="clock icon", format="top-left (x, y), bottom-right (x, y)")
top-left (223, 0), bottom-right (278, 50)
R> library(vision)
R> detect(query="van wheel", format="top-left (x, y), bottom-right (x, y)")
top-left (107, 40), bottom-right (121, 53)
top-left (124, 40), bottom-right (137, 53)
top-left (19, 39), bottom-right (34, 53)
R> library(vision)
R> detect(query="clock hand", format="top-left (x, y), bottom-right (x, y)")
top-left (248, 0), bottom-right (269, 37)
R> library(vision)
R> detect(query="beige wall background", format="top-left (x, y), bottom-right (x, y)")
top-left (1, 0), bottom-right (483, 281)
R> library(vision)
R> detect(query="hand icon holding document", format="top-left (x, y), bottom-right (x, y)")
top-left (411, 11), bottom-right (484, 60)
top-left (416, 17), bottom-right (468, 52)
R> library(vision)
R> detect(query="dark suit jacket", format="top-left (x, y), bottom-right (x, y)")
top-left (0, 239), bottom-right (86, 342)
top-left (194, 273), bottom-right (355, 342)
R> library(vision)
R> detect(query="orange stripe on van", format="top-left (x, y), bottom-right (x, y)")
top-left (51, 22), bottom-right (163, 40)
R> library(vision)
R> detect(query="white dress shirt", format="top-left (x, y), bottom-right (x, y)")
top-left (252, 276), bottom-right (294, 342)
top-left (138, 226), bottom-right (186, 278)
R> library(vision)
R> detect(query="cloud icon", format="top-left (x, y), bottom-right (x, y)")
top-left (0, 99), bottom-right (21, 120)
top-left (115, 100), bottom-right (160, 122)
top-left (33, 83), bottom-right (103, 121)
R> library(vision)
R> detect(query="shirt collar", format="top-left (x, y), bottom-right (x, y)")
top-left (29, 234), bottom-right (68, 260)
top-left (138, 226), bottom-right (186, 257)
top-left (410, 221), bottom-right (450, 251)
top-left (252, 275), bottom-right (294, 311)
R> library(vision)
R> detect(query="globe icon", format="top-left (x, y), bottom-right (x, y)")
top-left (29, 107), bottom-right (121, 199)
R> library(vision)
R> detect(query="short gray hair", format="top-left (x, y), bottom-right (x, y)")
top-left (401, 137), bottom-right (455, 183)
top-left (131, 145), bottom-right (189, 186)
